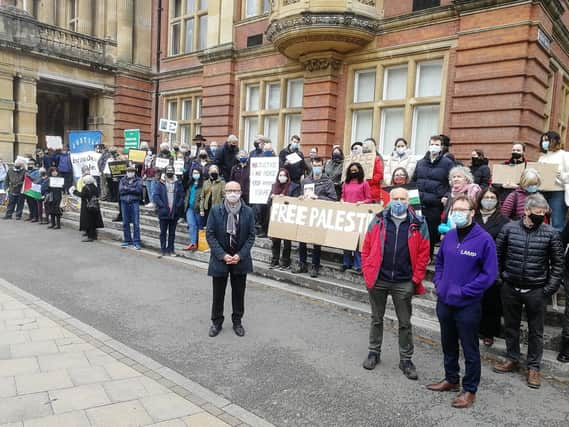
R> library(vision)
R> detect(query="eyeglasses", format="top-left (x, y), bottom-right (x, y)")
top-left (452, 208), bottom-right (472, 214)
top-left (225, 190), bottom-right (241, 194)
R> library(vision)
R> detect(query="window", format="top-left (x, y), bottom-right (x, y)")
top-left (241, 77), bottom-right (304, 151)
top-left (169, 0), bottom-right (208, 56)
top-left (164, 94), bottom-right (203, 146)
top-left (413, 0), bottom-right (440, 11)
top-left (348, 57), bottom-right (446, 156)
top-left (244, 0), bottom-right (270, 19)
top-left (558, 82), bottom-right (569, 144)
top-left (68, 0), bottom-right (78, 31)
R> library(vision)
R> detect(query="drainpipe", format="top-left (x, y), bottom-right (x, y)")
top-left (153, 0), bottom-right (162, 152)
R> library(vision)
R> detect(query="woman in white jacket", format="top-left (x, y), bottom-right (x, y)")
top-left (538, 131), bottom-right (569, 230)
top-left (383, 138), bottom-right (417, 186)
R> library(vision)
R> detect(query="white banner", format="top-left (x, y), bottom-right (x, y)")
top-left (71, 152), bottom-right (101, 178)
top-left (249, 157), bottom-right (279, 204)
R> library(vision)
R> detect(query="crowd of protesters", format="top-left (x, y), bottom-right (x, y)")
top-left (2, 130), bottom-right (569, 409)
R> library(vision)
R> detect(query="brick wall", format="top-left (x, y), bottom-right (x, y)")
top-left (114, 74), bottom-right (153, 145)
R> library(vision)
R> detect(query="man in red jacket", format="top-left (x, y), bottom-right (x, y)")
top-left (361, 187), bottom-right (430, 379)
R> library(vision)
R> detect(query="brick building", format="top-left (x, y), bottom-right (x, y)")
top-left (2, 0), bottom-right (569, 162)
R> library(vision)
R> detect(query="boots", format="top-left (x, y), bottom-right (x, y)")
top-left (47, 216), bottom-right (55, 229)
top-left (557, 338), bottom-right (569, 363)
top-left (54, 216), bottom-right (61, 229)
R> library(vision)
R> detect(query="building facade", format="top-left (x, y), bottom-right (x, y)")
top-left (2, 0), bottom-right (569, 162)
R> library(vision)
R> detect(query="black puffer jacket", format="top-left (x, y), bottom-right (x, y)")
top-left (412, 152), bottom-right (454, 208)
top-left (496, 220), bottom-right (564, 296)
top-left (471, 160), bottom-right (491, 190)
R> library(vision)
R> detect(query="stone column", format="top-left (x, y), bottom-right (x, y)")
top-left (39, 0), bottom-right (56, 26)
top-left (133, 0), bottom-right (151, 66)
top-left (55, 0), bottom-right (65, 28)
top-left (77, 0), bottom-right (93, 34)
top-left (14, 74), bottom-right (38, 157)
top-left (0, 69), bottom-right (15, 161)
top-left (94, 0), bottom-right (106, 38)
top-left (97, 91), bottom-right (115, 147)
top-left (117, 0), bottom-right (134, 63)
top-left (105, 0), bottom-right (118, 40)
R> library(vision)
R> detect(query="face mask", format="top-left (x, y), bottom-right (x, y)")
top-left (542, 141), bottom-right (549, 151)
top-left (166, 172), bottom-right (174, 178)
top-left (529, 213), bottom-right (545, 227)
top-left (239, 157), bottom-right (248, 163)
top-left (161, 149), bottom-right (170, 155)
top-left (263, 151), bottom-right (274, 157)
top-left (174, 147), bottom-right (179, 152)
top-left (429, 145), bottom-right (442, 155)
top-left (28, 166), bottom-right (34, 171)
top-left (390, 201), bottom-right (408, 217)
top-left (481, 199), bottom-right (497, 210)
top-left (471, 157), bottom-right (481, 165)
top-left (363, 147), bottom-right (372, 154)
top-left (14, 166), bottom-right (20, 171)
top-left (312, 166), bottom-right (322, 176)
top-left (525, 185), bottom-right (538, 193)
top-left (210, 172), bottom-right (219, 180)
top-left (511, 152), bottom-right (522, 160)
top-left (396, 147), bottom-right (406, 156)
top-left (147, 150), bottom-right (152, 156)
top-left (450, 211), bottom-right (469, 228)
top-left (199, 154), bottom-right (207, 160)
top-left (278, 175), bottom-right (288, 184)
top-left (332, 153), bottom-right (342, 161)
top-left (310, 153), bottom-right (317, 159)
top-left (349, 171), bottom-right (358, 179)
top-left (192, 174), bottom-right (200, 181)
top-left (290, 143), bottom-right (299, 151)
top-left (352, 148), bottom-right (362, 155)
top-left (226, 192), bottom-right (241, 203)
top-left (126, 172), bottom-right (135, 178)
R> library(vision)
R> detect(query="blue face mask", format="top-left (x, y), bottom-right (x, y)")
top-left (312, 166), bottom-right (322, 176)
top-left (192, 174), bottom-right (200, 181)
top-left (450, 211), bottom-right (469, 228)
top-left (526, 185), bottom-right (538, 193)
top-left (239, 157), bottom-right (248, 163)
top-left (542, 140), bottom-right (550, 152)
top-left (390, 201), bottom-right (408, 217)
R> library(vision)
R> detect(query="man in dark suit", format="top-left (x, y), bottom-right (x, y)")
top-left (206, 181), bottom-right (256, 337)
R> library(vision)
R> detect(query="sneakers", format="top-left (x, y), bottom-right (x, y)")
top-left (362, 352), bottom-right (380, 370)
top-left (292, 262), bottom-right (308, 274)
top-left (399, 360), bottom-right (418, 380)
top-left (184, 244), bottom-right (197, 251)
top-left (133, 244), bottom-right (141, 250)
top-left (145, 203), bottom-right (155, 208)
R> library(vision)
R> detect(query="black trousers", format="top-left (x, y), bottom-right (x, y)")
top-left (271, 238), bottom-right (291, 265)
top-left (562, 278), bottom-right (569, 340)
top-left (502, 284), bottom-right (545, 370)
top-left (211, 273), bottom-right (247, 327)
top-left (480, 282), bottom-right (502, 339)
top-left (25, 196), bottom-right (38, 220)
top-left (423, 204), bottom-right (442, 257)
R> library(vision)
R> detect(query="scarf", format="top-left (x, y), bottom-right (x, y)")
top-left (224, 198), bottom-right (242, 236)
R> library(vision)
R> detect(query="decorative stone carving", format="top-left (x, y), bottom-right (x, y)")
top-left (357, 0), bottom-right (376, 6)
top-left (283, 0), bottom-right (300, 5)
top-left (302, 57), bottom-right (342, 72)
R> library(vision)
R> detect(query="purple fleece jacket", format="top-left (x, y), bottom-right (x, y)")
top-left (433, 223), bottom-right (498, 307)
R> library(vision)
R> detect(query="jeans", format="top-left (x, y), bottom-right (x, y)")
top-left (146, 180), bottom-right (156, 204)
top-left (299, 242), bottom-right (321, 266)
top-left (480, 281), bottom-right (502, 339)
top-left (0, 180), bottom-right (4, 190)
top-left (159, 218), bottom-right (177, 254)
top-left (542, 191), bottom-right (566, 231)
top-left (368, 280), bottom-right (414, 360)
top-left (121, 201), bottom-right (141, 246)
top-left (501, 284), bottom-right (546, 370)
top-left (5, 193), bottom-right (25, 218)
top-left (186, 209), bottom-right (202, 245)
top-left (343, 250), bottom-right (361, 269)
top-left (437, 301), bottom-right (482, 393)
top-left (211, 273), bottom-right (247, 327)
top-left (25, 196), bottom-right (38, 220)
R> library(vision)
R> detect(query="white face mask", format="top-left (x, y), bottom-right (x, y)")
top-left (226, 192), bottom-right (241, 203)
top-left (126, 172), bottom-right (135, 178)
top-left (429, 145), bottom-right (442, 155)
top-left (278, 175), bottom-right (288, 184)
top-left (396, 147), bottom-right (406, 156)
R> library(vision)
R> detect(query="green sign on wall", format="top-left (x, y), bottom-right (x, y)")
top-left (124, 129), bottom-right (140, 152)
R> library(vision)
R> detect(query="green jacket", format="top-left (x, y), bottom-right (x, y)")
top-left (199, 178), bottom-right (224, 213)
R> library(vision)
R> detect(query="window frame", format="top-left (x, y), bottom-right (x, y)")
top-left (240, 75), bottom-right (304, 152)
top-left (67, 0), bottom-right (78, 32)
top-left (242, 0), bottom-right (270, 20)
top-left (168, 0), bottom-right (208, 56)
top-left (163, 93), bottom-right (203, 146)
top-left (345, 53), bottom-right (448, 156)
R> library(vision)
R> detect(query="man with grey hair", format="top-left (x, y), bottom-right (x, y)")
top-left (216, 134), bottom-right (240, 182)
top-left (361, 187), bottom-right (430, 379)
top-left (494, 193), bottom-right (564, 389)
top-left (249, 134), bottom-right (267, 158)
top-left (3, 158), bottom-right (26, 220)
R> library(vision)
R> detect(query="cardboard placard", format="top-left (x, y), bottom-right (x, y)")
top-left (174, 159), bottom-right (185, 175)
top-left (155, 157), bottom-right (170, 169)
top-left (268, 196), bottom-right (383, 251)
top-left (128, 149), bottom-right (147, 164)
top-left (527, 162), bottom-right (559, 191)
top-left (492, 164), bottom-right (525, 185)
top-left (249, 157), bottom-right (280, 204)
top-left (342, 153), bottom-right (376, 181)
top-left (286, 152), bottom-right (302, 165)
top-left (45, 136), bottom-right (63, 150)
top-left (49, 177), bottom-right (64, 188)
top-left (108, 160), bottom-right (128, 178)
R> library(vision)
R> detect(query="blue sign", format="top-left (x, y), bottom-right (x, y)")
top-left (68, 131), bottom-right (102, 154)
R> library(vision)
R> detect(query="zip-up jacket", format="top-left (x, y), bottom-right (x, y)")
top-left (119, 176), bottom-right (143, 203)
top-left (361, 208), bottom-right (430, 294)
top-left (434, 223), bottom-right (498, 307)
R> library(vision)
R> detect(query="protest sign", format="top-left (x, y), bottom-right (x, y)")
top-left (286, 152), bottom-right (302, 165)
top-left (342, 153), bottom-right (376, 180)
top-left (527, 162), bottom-right (559, 191)
top-left (46, 136), bottom-right (63, 150)
top-left (158, 119), bottom-right (178, 134)
top-left (249, 157), bottom-right (279, 204)
top-left (492, 164), bottom-right (525, 186)
top-left (128, 149), bottom-right (147, 164)
top-left (123, 129), bottom-right (140, 152)
top-left (174, 159), bottom-right (185, 175)
top-left (69, 131), bottom-right (102, 178)
top-left (155, 157), bottom-right (170, 169)
top-left (108, 160), bottom-right (128, 178)
top-left (303, 183), bottom-right (315, 198)
top-left (268, 196), bottom-right (383, 251)
top-left (49, 177), bottom-right (64, 188)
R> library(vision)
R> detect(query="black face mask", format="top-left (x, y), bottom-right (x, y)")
top-left (349, 172), bottom-right (358, 179)
top-left (199, 155), bottom-right (207, 160)
top-left (161, 149), bottom-right (170, 155)
top-left (28, 166), bottom-right (34, 171)
top-left (210, 173), bottom-right (219, 180)
top-left (166, 173), bottom-right (174, 178)
top-left (254, 142), bottom-right (260, 150)
top-left (511, 152), bottom-right (522, 160)
top-left (528, 213), bottom-right (545, 227)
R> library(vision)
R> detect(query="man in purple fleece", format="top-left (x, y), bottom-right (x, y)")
top-left (426, 195), bottom-right (498, 409)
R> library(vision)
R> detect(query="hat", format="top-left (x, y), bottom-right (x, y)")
top-left (351, 141), bottom-right (363, 150)
top-left (192, 134), bottom-right (206, 141)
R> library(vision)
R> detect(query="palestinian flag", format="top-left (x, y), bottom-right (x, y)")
top-left (22, 175), bottom-right (42, 199)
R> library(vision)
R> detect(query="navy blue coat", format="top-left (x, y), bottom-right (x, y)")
top-left (153, 180), bottom-right (185, 220)
top-left (206, 202), bottom-right (256, 277)
top-left (412, 152), bottom-right (454, 208)
top-left (119, 176), bottom-right (143, 203)
top-left (215, 143), bottom-right (239, 182)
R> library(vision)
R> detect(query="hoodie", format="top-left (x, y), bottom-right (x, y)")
top-left (433, 222), bottom-right (498, 307)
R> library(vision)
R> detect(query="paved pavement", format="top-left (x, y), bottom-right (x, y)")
top-left (1, 219), bottom-right (569, 426)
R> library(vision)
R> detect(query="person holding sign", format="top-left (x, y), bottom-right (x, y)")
top-left (278, 135), bottom-right (306, 184)
top-left (501, 168), bottom-right (542, 221)
top-left (362, 138), bottom-right (385, 203)
top-left (537, 131), bottom-right (569, 230)
top-left (119, 165), bottom-right (143, 250)
top-left (361, 187), bottom-right (430, 379)
top-left (42, 167), bottom-right (63, 230)
top-left (292, 158), bottom-right (338, 278)
top-left (184, 168), bottom-right (204, 251)
top-left (206, 181), bottom-right (256, 338)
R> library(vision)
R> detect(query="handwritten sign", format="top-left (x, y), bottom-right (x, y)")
top-left (49, 177), bottom-right (64, 188)
top-left (155, 157), bottom-right (170, 169)
top-left (527, 162), bottom-right (559, 191)
top-left (174, 160), bottom-right (185, 175)
top-left (108, 160), bottom-right (128, 178)
top-left (342, 153), bottom-right (376, 180)
top-left (128, 149), bottom-right (147, 164)
top-left (46, 136), bottom-right (63, 150)
top-left (69, 131), bottom-right (103, 178)
top-left (249, 157), bottom-right (279, 204)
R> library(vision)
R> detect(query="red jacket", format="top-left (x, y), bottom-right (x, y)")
top-left (361, 209), bottom-right (430, 294)
top-left (367, 156), bottom-right (384, 202)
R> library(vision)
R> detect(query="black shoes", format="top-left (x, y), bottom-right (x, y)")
top-left (269, 258), bottom-right (279, 269)
top-left (399, 360), bottom-right (418, 380)
top-left (233, 324), bottom-right (245, 337)
top-left (557, 338), bottom-right (569, 363)
top-left (208, 324), bottom-right (222, 337)
top-left (292, 262), bottom-right (308, 274)
top-left (362, 352), bottom-right (380, 370)
top-left (310, 265), bottom-right (319, 278)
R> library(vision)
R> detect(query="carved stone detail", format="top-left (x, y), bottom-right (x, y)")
top-left (302, 57), bottom-right (342, 72)
top-left (357, 0), bottom-right (376, 6)
top-left (282, 0), bottom-right (300, 5)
